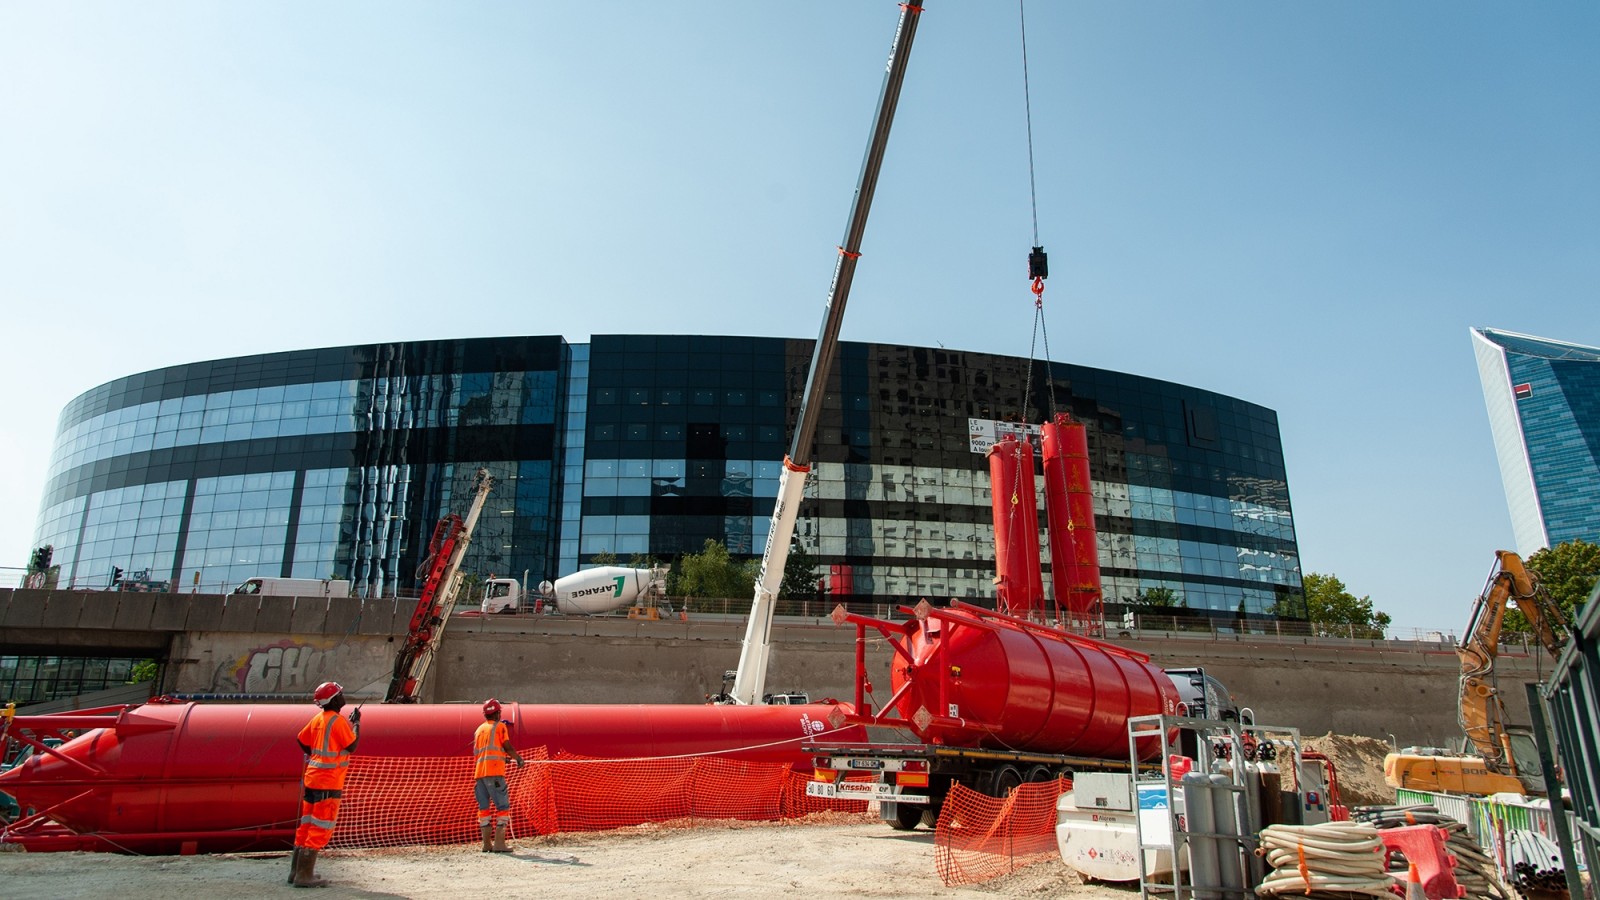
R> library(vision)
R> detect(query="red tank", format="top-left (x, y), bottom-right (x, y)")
top-left (841, 602), bottom-right (1177, 760)
top-left (987, 437), bottom-right (1044, 617)
top-left (0, 700), bottom-right (863, 852)
top-left (1041, 415), bottom-right (1104, 633)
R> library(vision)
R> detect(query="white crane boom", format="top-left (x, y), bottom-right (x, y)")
top-left (729, 2), bottom-right (927, 705)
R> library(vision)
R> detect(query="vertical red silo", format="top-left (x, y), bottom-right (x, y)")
top-left (1040, 419), bottom-right (1079, 622)
top-left (987, 437), bottom-right (1044, 617)
top-left (1050, 415), bottom-right (1104, 633)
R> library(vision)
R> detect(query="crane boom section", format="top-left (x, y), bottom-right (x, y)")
top-left (386, 468), bottom-right (495, 703)
top-left (731, 2), bottom-right (926, 706)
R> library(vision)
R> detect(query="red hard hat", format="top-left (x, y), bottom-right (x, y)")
top-left (313, 681), bottom-right (344, 706)
top-left (483, 698), bottom-right (502, 717)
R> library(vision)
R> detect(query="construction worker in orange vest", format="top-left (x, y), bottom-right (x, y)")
top-left (473, 698), bottom-right (524, 852)
top-left (288, 681), bottom-right (361, 888)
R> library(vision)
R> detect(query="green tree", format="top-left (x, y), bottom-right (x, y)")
top-left (128, 660), bottom-right (158, 684)
top-left (1508, 539), bottom-right (1600, 633)
top-left (1135, 587), bottom-right (1187, 609)
top-left (672, 539), bottom-right (756, 601)
top-left (1301, 572), bottom-right (1390, 639)
top-left (627, 552), bottom-right (664, 571)
top-left (589, 549), bottom-right (618, 567)
top-left (780, 540), bottom-right (820, 601)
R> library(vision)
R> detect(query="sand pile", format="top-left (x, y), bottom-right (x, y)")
top-left (1303, 731), bottom-right (1396, 808)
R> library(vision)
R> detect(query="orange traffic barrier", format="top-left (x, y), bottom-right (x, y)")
top-left (1379, 824), bottom-right (1464, 899)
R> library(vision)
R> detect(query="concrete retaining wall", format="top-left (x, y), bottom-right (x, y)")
top-left (0, 589), bottom-right (413, 648)
top-left (168, 631), bottom-right (400, 702)
top-left (3, 588), bottom-right (1549, 749)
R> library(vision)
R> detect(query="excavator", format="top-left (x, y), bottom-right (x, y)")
top-left (1384, 549), bottom-right (1569, 795)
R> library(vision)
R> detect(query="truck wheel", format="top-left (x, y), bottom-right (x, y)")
top-left (886, 802), bottom-right (923, 831)
top-left (991, 764), bottom-right (1024, 798)
top-left (920, 806), bottom-right (939, 829)
top-left (1025, 765), bottom-right (1055, 784)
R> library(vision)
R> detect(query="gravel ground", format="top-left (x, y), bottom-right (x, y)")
top-left (0, 818), bottom-right (1136, 899)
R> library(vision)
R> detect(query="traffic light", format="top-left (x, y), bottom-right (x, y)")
top-left (28, 545), bottom-right (53, 572)
top-left (111, 566), bottom-right (124, 588)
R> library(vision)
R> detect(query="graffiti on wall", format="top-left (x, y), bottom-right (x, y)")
top-left (212, 638), bottom-right (346, 694)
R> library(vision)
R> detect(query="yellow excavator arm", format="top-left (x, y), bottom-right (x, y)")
top-left (1457, 550), bottom-right (1569, 775)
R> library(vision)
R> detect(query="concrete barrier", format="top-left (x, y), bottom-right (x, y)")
top-left (0, 589), bottom-right (1542, 747)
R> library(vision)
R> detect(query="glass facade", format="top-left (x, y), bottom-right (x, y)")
top-left (34, 334), bottom-right (1302, 618)
top-left (34, 338), bottom-right (565, 596)
top-left (579, 335), bottom-right (1301, 617)
top-left (0, 655), bottom-right (146, 705)
top-left (1472, 328), bottom-right (1600, 555)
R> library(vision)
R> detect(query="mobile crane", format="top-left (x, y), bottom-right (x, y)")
top-left (727, 0), bottom-right (925, 706)
top-left (1384, 549), bottom-right (1570, 795)
top-left (385, 468), bottom-right (496, 703)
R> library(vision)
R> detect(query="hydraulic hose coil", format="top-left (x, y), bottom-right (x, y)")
top-left (1257, 822), bottom-right (1395, 899)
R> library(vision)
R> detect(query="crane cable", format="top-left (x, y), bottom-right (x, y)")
top-left (1002, 0), bottom-right (1055, 621)
top-left (1014, 0), bottom-right (1056, 425)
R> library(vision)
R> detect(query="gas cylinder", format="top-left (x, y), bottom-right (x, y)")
top-left (891, 603), bottom-right (1178, 759)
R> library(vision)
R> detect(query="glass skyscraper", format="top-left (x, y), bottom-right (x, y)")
top-left (34, 334), bottom-right (1304, 619)
top-left (1471, 327), bottom-right (1600, 555)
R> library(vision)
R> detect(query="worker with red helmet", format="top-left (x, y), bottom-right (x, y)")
top-left (473, 698), bottom-right (524, 852)
top-left (288, 681), bottom-right (361, 887)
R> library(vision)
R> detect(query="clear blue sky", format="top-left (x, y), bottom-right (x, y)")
top-left (2, 2), bottom-right (1595, 632)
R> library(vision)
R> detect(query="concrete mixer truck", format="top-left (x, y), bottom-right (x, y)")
top-left (479, 565), bottom-right (669, 616)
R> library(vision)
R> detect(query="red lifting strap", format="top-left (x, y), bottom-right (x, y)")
top-left (900, 3), bottom-right (924, 12)
top-left (837, 246), bottom-right (862, 259)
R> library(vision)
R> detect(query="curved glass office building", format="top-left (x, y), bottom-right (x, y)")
top-left (33, 335), bottom-right (1303, 619)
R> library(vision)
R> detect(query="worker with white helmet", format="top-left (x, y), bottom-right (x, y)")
top-left (473, 698), bottom-right (524, 852)
top-left (289, 681), bottom-right (361, 887)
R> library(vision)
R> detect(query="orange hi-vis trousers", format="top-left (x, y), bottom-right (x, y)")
top-left (295, 791), bottom-right (342, 850)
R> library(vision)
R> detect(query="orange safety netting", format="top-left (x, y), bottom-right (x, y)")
top-left (331, 748), bottom-right (870, 849)
top-left (934, 778), bottom-right (1069, 886)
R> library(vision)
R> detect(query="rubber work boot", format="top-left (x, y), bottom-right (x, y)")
top-left (293, 848), bottom-right (329, 888)
top-left (491, 821), bottom-right (511, 853)
top-left (286, 848), bottom-right (300, 885)
top-left (480, 823), bottom-right (493, 852)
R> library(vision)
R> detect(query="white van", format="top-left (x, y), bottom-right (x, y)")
top-left (230, 577), bottom-right (351, 598)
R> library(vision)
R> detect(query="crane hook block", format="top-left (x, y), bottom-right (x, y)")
top-left (1028, 246), bottom-right (1048, 280)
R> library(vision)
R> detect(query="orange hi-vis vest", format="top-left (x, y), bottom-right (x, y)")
top-left (474, 720), bottom-right (511, 779)
top-left (299, 710), bottom-right (356, 790)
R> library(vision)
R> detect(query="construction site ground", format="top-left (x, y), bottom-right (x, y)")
top-left (0, 732), bottom-right (1397, 898)
top-left (3, 818), bottom-right (1129, 899)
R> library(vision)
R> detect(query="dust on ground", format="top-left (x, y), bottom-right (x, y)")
top-left (1, 816), bottom-right (1134, 900)
top-left (1301, 731), bottom-right (1396, 808)
top-left (0, 733), bottom-right (1397, 898)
